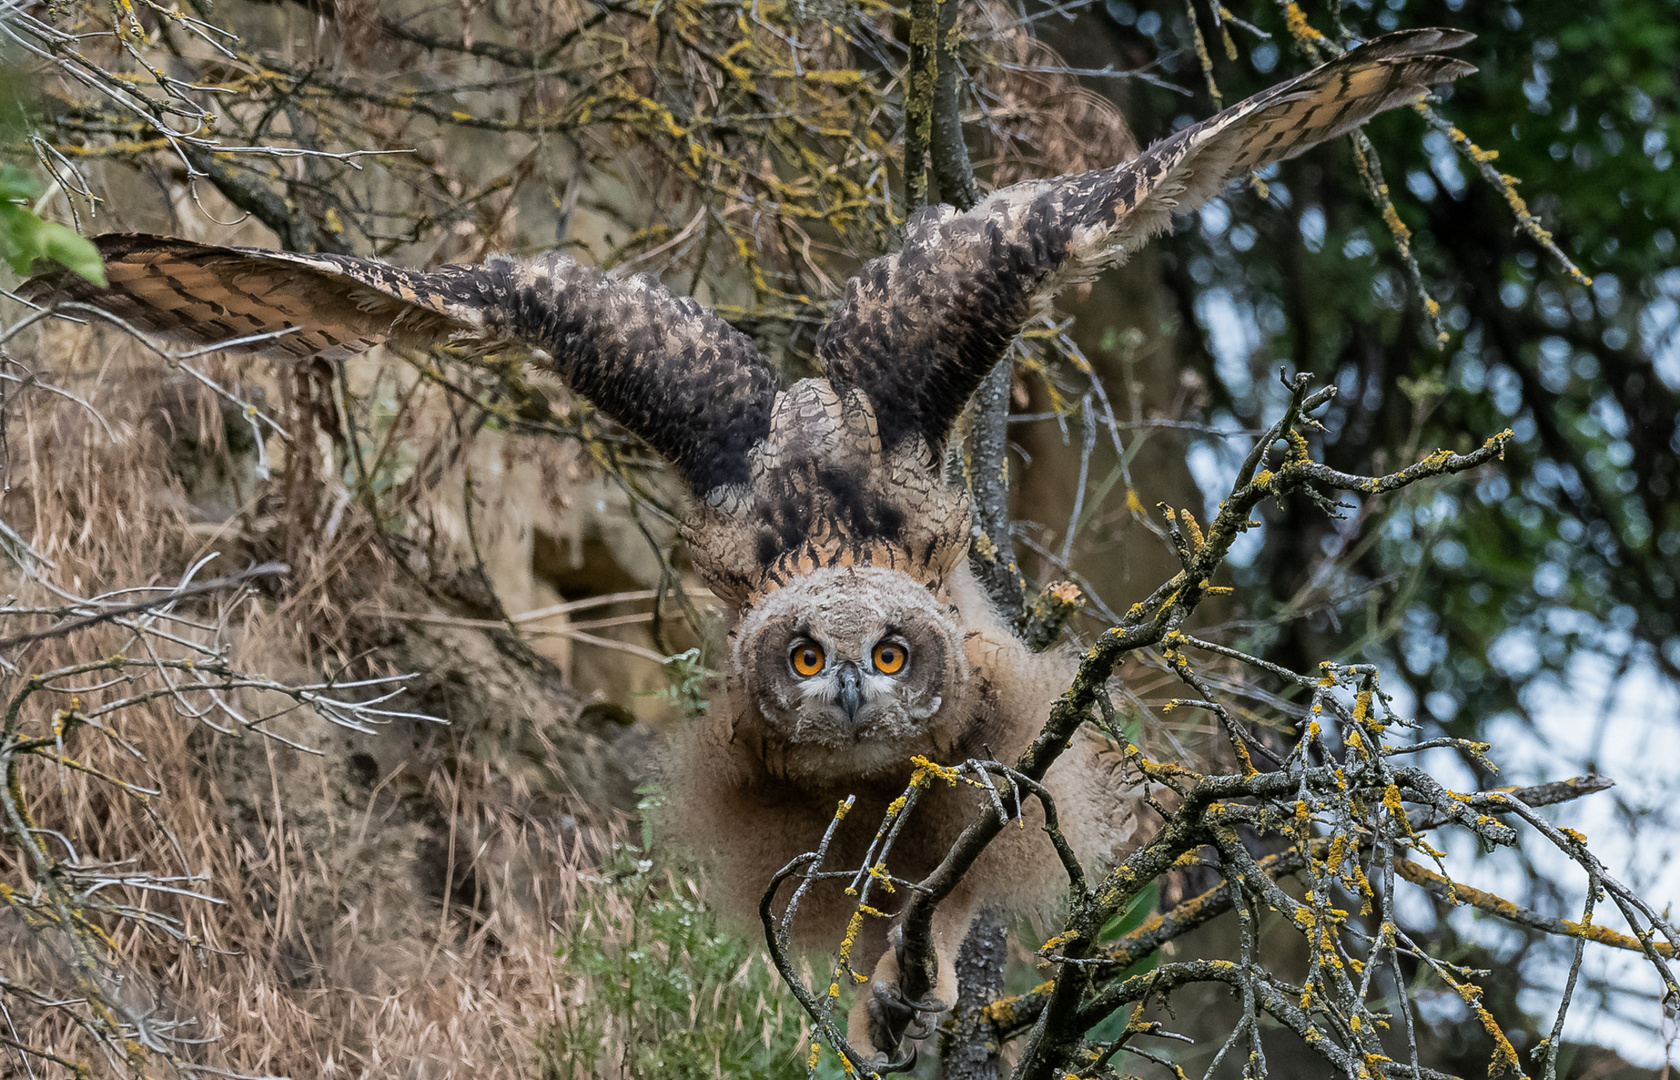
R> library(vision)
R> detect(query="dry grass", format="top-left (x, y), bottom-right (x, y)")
top-left (0, 319), bottom-right (674, 1079)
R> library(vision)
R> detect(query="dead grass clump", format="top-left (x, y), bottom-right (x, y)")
top-left (0, 322), bottom-right (663, 1078)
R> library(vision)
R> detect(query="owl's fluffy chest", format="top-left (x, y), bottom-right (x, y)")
top-left (656, 566), bottom-right (1123, 942)
top-left (657, 652), bottom-right (1133, 956)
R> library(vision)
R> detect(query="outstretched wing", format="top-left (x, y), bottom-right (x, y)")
top-left (18, 235), bottom-right (777, 497)
top-left (817, 28), bottom-right (1476, 455)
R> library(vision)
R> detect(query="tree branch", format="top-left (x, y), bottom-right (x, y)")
top-left (945, 907), bottom-right (1007, 1080)
top-left (1394, 858), bottom-right (1676, 959)
top-left (863, 378), bottom-right (1524, 1077)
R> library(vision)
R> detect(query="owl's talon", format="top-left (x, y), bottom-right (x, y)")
top-left (864, 1042), bottom-right (917, 1075)
top-left (864, 978), bottom-right (946, 1072)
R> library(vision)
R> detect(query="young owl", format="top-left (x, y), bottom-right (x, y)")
top-left (19, 27), bottom-right (1473, 1068)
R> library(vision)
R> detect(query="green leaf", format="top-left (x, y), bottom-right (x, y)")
top-left (0, 167), bottom-right (105, 286)
top-left (34, 219), bottom-right (106, 286)
top-left (0, 205), bottom-right (106, 285)
top-left (0, 164), bottom-right (41, 203)
top-left (1097, 879), bottom-right (1159, 945)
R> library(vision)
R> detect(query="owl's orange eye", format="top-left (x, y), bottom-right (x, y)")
top-left (790, 641), bottom-right (826, 677)
top-left (872, 640), bottom-right (908, 675)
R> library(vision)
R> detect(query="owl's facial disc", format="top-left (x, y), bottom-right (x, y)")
top-left (733, 566), bottom-right (969, 780)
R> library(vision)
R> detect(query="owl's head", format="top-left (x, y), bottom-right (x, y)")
top-left (730, 566), bottom-right (971, 781)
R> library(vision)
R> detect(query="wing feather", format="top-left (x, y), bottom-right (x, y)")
top-left (817, 28), bottom-right (1476, 454)
top-left (19, 234), bottom-right (485, 362)
top-left (18, 235), bottom-right (776, 496)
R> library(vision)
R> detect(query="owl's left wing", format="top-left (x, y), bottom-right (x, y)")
top-left (817, 28), bottom-right (1475, 456)
top-left (18, 235), bottom-right (777, 498)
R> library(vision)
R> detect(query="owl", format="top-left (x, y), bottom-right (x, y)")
top-left (19, 28), bottom-right (1472, 1068)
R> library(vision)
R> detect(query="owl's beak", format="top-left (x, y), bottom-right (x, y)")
top-left (835, 661), bottom-right (864, 724)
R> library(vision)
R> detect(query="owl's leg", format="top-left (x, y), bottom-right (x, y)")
top-left (847, 913), bottom-right (966, 1071)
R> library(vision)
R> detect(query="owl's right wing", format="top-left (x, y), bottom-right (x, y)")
top-left (18, 234), bottom-right (777, 498)
top-left (817, 27), bottom-right (1475, 457)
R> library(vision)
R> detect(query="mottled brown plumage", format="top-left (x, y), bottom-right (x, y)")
top-left (16, 29), bottom-right (1473, 1067)
top-left (22, 234), bottom-right (778, 497)
top-left (819, 27), bottom-right (1475, 457)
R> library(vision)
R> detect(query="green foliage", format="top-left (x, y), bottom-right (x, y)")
top-left (654, 647), bottom-right (715, 721)
top-left (1096, 879), bottom-right (1160, 955)
top-left (1092, 2), bottom-right (1677, 1058)
top-left (0, 165), bottom-right (103, 285)
top-left (543, 844), bottom-right (848, 1080)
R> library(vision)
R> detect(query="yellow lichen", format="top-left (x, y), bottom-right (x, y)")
top-left (1284, 2), bottom-right (1325, 43)
top-left (1039, 930), bottom-right (1081, 953)
top-left (909, 754), bottom-right (962, 785)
